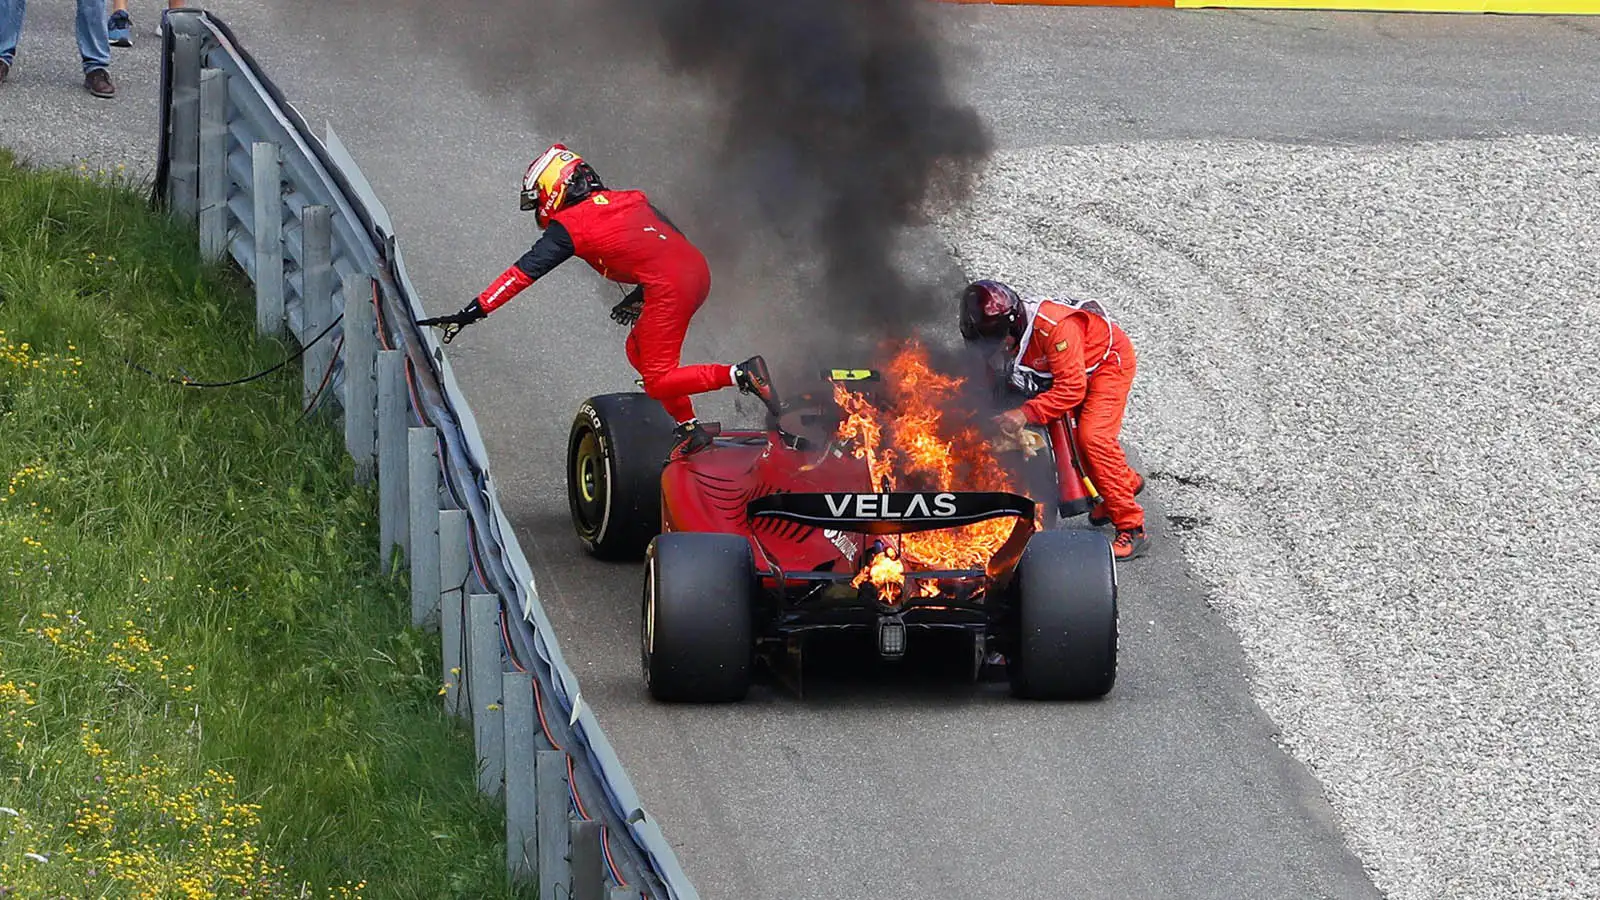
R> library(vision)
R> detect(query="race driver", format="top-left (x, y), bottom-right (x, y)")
top-left (417, 143), bottom-right (780, 458)
top-left (960, 279), bottom-right (1148, 561)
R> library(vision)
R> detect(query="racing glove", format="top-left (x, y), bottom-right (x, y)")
top-left (609, 286), bottom-right (644, 327)
top-left (416, 299), bottom-right (486, 344)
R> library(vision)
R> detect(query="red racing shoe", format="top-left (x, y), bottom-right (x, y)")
top-left (1111, 527), bottom-right (1148, 562)
top-left (669, 420), bottom-right (715, 459)
top-left (734, 355), bottom-right (781, 418)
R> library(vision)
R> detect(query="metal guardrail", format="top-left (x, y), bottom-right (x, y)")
top-left (152, 10), bottom-right (697, 899)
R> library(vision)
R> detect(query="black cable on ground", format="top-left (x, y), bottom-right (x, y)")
top-left (299, 333), bottom-right (346, 421)
top-left (124, 313), bottom-right (346, 389)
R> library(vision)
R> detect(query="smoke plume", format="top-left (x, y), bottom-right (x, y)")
top-left (604, 0), bottom-right (993, 336)
top-left (375, 0), bottom-right (990, 350)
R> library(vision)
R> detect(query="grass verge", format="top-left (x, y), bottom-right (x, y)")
top-left (0, 148), bottom-right (524, 897)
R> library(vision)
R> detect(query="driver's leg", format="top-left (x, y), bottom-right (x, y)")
top-left (627, 301), bottom-right (732, 423)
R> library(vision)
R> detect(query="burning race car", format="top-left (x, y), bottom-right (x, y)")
top-left (565, 344), bottom-right (1117, 703)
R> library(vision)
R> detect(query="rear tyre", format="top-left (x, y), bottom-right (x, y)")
top-left (642, 533), bottom-right (755, 702)
top-left (566, 393), bottom-right (676, 560)
top-left (1007, 529), bottom-right (1118, 700)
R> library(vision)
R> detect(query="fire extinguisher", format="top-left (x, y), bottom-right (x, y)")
top-left (1047, 413), bottom-right (1101, 518)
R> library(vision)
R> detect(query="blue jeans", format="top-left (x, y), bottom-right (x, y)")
top-left (0, 0), bottom-right (111, 74)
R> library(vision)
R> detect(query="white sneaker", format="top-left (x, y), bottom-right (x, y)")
top-left (153, 17), bottom-right (164, 38)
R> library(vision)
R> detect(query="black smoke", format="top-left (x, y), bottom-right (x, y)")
top-left (373, 0), bottom-right (990, 349)
top-left (605, 0), bottom-right (992, 337)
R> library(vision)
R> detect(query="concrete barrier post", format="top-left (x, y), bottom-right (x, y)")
top-left (341, 274), bottom-right (377, 483)
top-left (408, 428), bottom-right (441, 631)
top-left (251, 142), bottom-right (284, 337)
top-left (439, 510), bottom-right (469, 718)
top-left (467, 593), bottom-right (504, 798)
top-left (536, 750), bottom-right (573, 900)
top-left (570, 818), bottom-right (605, 900)
top-left (376, 349), bottom-right (407, 568)
top-left (167, 32), bottom-right (202, 223)
top-left (300, 205), bottom-right (334, 412)
top-left (197, 67), bottom-right (230, 261)
top-left (503, 670), bottom-right (537, 884)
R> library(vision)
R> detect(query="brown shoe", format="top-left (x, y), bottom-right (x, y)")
top-left (84, 68), bottom-right (115, 98)
top-left (0, 59), bottom-right (10, 84)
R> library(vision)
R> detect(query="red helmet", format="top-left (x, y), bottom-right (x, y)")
top-left (959, 280), bottom-right (1024, 342)
top-left (521, 143), bottom-right (605, 228)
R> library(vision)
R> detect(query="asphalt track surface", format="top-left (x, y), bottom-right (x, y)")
top-left (4, 6), bottom-right (1598, 899)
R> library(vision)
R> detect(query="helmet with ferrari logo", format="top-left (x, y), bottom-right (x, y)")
top-left (959, 279), bottom-right (1024, 343)
top-left (521, 143), bottom-right (606, 228)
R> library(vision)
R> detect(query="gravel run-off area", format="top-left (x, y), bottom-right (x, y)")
top-left (938, 135), bottom-right (1600, 900)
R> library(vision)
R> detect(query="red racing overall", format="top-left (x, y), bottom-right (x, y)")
top-left (1014, 298), bottom-right (1144, 532)
top-left (475, 189), bottom-right (733, 422)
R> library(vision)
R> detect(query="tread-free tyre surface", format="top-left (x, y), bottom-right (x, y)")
top-left (1008, 529), bottom-right (1118, 700)
top-left (643, 532), bottom-right (755, 702)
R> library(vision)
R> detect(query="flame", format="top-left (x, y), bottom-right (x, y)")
top-left (851, 544), bottom-right (905, 601)
top-left (834, 341), bottom-right (1021, 572)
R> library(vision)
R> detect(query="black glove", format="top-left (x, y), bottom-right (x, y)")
top-left (417, 300), bottom-right (486, 344)
top-left (609, 286), bottom-right (644, 326)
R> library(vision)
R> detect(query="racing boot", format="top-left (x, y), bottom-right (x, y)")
top-left (1089, 473), bottom-right (1146, 527)
top-left (668, 419), bottom-right (714, 459)
top-left (733, 355), bottom-right (782, 419)
top-left (1111, 527), bottom-right (1149, 562)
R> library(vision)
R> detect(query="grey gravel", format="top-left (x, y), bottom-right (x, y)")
top-left (938, 135), bottom-right (1600, 900)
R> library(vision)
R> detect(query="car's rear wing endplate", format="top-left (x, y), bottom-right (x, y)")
top-left (747, 491), bottom-right (1035, 535)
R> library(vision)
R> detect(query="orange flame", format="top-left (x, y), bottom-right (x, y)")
top-left (834, 341), bottom-right (1021, 572)
top-left (851, 544), bottom-right (905, 601)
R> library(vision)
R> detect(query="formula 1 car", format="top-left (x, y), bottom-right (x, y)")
top-left (565, 373), bottom-right (1118, 703)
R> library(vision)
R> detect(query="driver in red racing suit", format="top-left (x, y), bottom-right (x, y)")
top-left (961, 279), bottom-right (1148, 561)
top-left (418, 144), bottom-right (780, 458)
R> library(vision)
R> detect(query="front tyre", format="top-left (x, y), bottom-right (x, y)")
top-left (642, 533), bottom-right (755, 703)
top-left (566, 392), bottom-right (676, 560)
top-left (1007, 529), bottom-right (1118, 700)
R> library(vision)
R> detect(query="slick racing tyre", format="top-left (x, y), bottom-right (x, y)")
top-left (567, 393), bottom-right (676, 560)
top-left (642, 533), bottom-right (755, 702)
top-left (1007, 529), bottom-right (1118, 700)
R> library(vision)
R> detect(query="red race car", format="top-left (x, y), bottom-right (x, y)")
top-left (564, 371), bottom-right (1118, 703)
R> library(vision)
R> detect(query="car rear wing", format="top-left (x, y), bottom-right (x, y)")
top-left (746, 491), bottom-right (1036, 536)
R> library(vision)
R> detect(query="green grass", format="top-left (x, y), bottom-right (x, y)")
top-left (0, 148), bottom-right (525, 898)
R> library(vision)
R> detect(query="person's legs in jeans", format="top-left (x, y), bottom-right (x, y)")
top-left (75, 0), bottom-right (109, 74)
top-left (107, 0), bottom-right (130, 46)
top-left (0, 0), bottom-right (27, 70)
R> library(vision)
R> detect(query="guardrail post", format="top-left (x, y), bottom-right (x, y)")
top-left (439, 510), bottom-right (468, 718)
top-left (467, 593), bottom-right (504, 798)
top-left (570, 818), bottom-right (604, 900)
top-left (251, 142), bottom-right (284, 337)
top-left (301, 205), bottom-right (335, 413)
top-left (503, 670), bottom-right (537, 885)
top-left (168, 31), bottom-right (202, 223)
top-left (536, 750), bottom-right (573, 899)
top-left (342, 274), bottom-right (377, 483)
top-left (377, 349), bottom-right (407, 568)
top-left (197, 66), bottom-right (229, 261)
top-left (408, 427), bottom-right (441, 631)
